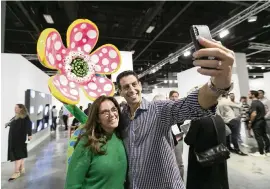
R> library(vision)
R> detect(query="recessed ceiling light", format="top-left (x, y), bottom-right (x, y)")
top-left (43, 14), bottom-right (54, 24)
top-left (154, 85), bottom-right (158, 89)
top-left (219, 29), bottom-right (229, 38)
top-left (261, 66), bottom-right (265, 70)
top-left (174, 80), bottom-right (178, 83)
top-left (253, 75), bottom-right (256, 78)
top-left (146, 26), bottom-right (155, 33)
top-left (164, 80), bottom-right (168, 83)
top-left (131, 50), bottom-right (135, 54)
top-left (248, 16), bottom-right (257, 23)
top-left (169, 80), bottom-right (173, 84)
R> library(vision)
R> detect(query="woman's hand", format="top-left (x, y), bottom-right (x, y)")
top-left (28, 136), bottom-right (33, 140)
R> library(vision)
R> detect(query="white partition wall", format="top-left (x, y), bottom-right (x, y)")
top-left (263, 72), bottom-right (270, 99)
top-left (111, 51), bottom-right (133, 82)
top-left (1, 53), bottom-right (55, 162)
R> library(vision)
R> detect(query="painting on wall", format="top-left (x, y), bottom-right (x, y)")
top-left (25, 89), bottom-right (52, 134)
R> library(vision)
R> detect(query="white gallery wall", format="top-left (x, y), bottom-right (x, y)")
top-left (263, 72), bottom-right (270, 99)
top-left (1, 53), bottom-right (55, 162)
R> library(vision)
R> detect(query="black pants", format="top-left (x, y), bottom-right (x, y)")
top-left (226, 119), bottom-right (240, 151)
top-left (52, 117), bottom-right (57, 130)
top-left (63, 115), bottom-right (68, 130)
top-left (252, 120), bottom-right (270, 154)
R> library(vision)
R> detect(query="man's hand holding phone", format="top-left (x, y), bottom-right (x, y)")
top-left (193, 37), bottom-right (234, 90)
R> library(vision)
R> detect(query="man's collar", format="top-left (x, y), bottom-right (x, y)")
top-left (122, 97), bottom-right (150, 114)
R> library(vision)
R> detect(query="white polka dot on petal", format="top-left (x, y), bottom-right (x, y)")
top-left (95, 65), bottom-right (101, 72)
top-left (70, 89), bottom-right (79, 96)
top-left (78, 47), bottom-right (82, 51)
top-left (54, 41), bottom-right (61, 50)
top-left (88, 82), bottom-right (97, 90)
top-left (63, 88), bottom-right (67, 92)
top-left (48, 53), bottom-right (55, 65)
top-left (62, 49), bottom-right (66, 54)
top-left (69, 82), bottom-right (76, 88)
top-left (59, 75), bottom-right (68, 86)
top-left (92, 77), bottom-right (96, 81)
top-left (74, 32), bottom-right (83, 41)
top-left (102, 48), bottom-right (108, 53)
top-left (59, 64), bottom-right (62, 68)
top-left (89, 92), bottom-right (97, 97)
top-left (99, 78), bottom-right (105, 83)
top-left (87, 30), bottom-right (97, 39)
top-left (81, 24), bottom-right (87, 29)
top-left (111, 62), bottom-right (118, 69)
top-left (52, 33), bottom-right (57, 40)
top-left (74, 28), bottom-right (78, 32)
top-left (84, 44), bottom-right (91, 52)
top-left (104, 68), bottom-right (109, 72)
top-left (109, 50), bottom-right (117, 59)
top-left (99, 53), bottom-right (103, 57)
top-left (84, 86), bottom-right (88, 89)
top-left (98, 89), bottom-right (101, 92)
top-left (82, 38), bottom-right (87, 43)
top-left (71, 42), bottom-right (75, 49)
top-left (104, 84), bottom-right (112, 92)
top-left (56, 54), bottom-right (62, 61)
top-left (91, 55), bottom-right (99, 64)
top-left (102, 58), bottom-right (109, 65)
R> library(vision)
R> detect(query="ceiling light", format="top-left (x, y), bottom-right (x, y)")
top-left (154, 85), bottom-right (158, 89)
top-left (146, 26), bottom-right (155, 33)
top-left (43, 14), bottom-right (54, 24)
top-left (219, 29), bottom-right (229, 38)
top-left (261, 66), bottom-right (265, 70)
top-left (131, 50), bottom-right (135, 54)
top-left (253, 75), bottom-right (256, 78)
top-left (248, 16), bottom-right (257, 23)
top-left (249, 36), bottom-right (256, 41)
top-left (169, 80), bottom-right (173, 84)
top-left (263, 24), bottom-right (270, 28)
top-left (183, 50), bottom-right (191, 57)
top-left (164, 80), bottom-right (168, 83)
top-left (174, 80), bottom-right (178, 83)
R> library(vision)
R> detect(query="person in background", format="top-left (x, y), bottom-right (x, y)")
top-left (217, 94), bottom-right (247, 156)
top-left (52, 106), bottom-right (58, 131)
top-left (58, 107), bottom-right (64, 126)
top-left (185, 115), bottom-right (229, 189)
top-left (71, 106), bottom-right (83, 126)
top-left (258, 90), bottom-right (270, 137)
top-left (229, 93), bottom-right (249, 147)
top-left (65, 96), bottom-right (127, 189)
top-left (169, 90), bottom-right (184, 179)
top-left (240, 96), bottom-right (253, 138)
top-left (84, 103), bottom-right (92, 115)
top-left (5, 104), bottom-right (32, 181)
top-left (248, 90), bottom-right (270, 157)
top-left (62, 106), bottom-right (69, 130)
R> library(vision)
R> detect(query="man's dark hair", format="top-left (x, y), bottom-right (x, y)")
top-left (258, 90), bottom-right (265, 95)
top-left (169, 90), bottom-right (179, 97)
top-left (52, 105), bottom-right (56, 108)
top-left (240, 96), bottom-right (247, 101)
top-left (250, 90), bottom-right (259, 98)
top-left (116, 70), bottom-right (139, 89)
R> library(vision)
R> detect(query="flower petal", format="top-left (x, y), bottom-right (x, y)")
top-left (81, 75), bottom-right (115, 101)
top-left (37, 28), bottom-right (67, 71)
top-left (66, 19), bottom-right (99, 54)
top-left (48, 74), bottom-right (80, 105)
top-left (90, 44), bottom-right (121, 74)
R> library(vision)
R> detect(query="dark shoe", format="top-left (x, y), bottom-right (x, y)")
top-left (235, 150), bottom-right (248, 156)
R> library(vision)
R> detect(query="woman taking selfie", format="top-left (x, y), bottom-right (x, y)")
top-left (65, 96), bottom-right (127, 189)
top-left (6, 104), bottom-right (32, 181)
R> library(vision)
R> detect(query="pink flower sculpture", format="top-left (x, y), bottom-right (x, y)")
top-left (37, 19), bottom-right (121, 104)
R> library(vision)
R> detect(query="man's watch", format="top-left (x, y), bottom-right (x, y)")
top-left (208, 79), bottom-right (234, 96)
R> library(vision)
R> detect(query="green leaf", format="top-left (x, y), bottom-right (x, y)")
top-left (64, 104), bottom-right (88, 124)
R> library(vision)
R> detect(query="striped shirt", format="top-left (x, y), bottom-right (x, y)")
top-left (121, 90), bottom-right (215, 189)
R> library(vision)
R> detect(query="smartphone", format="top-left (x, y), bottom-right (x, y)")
top-left (190, 25), bottom-right (218, 69)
